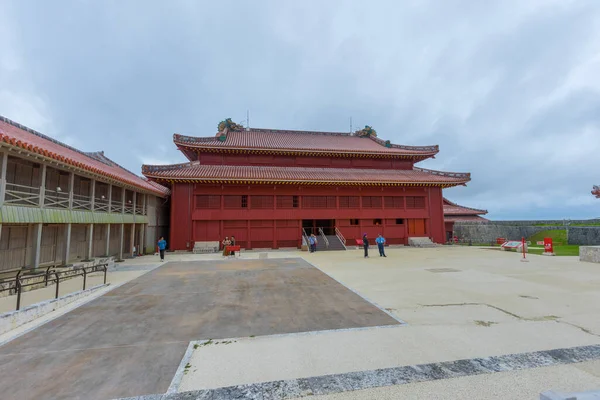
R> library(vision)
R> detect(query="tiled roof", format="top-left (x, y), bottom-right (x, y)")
top-left (443, 198), bottom-right (488, 215)
top-left (142, 163), bottom-right (470, 187)
top-left (173, 128), bottom-right (439, 158)
top-left (0, 116), bottom-right (169, 196)
top-left (593, 185), bottom-right (600, 198)
top-left (444, 215), bottom-right (489, 222)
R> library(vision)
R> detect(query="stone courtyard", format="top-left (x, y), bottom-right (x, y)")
top-left (1, 246), bottom-right (600, 399)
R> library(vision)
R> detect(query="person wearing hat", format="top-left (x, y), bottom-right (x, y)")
top-left (362, 233), bottom-right (369, 258)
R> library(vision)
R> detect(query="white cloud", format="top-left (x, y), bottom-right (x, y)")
top-left (1, 0), bottom-right (599, 219)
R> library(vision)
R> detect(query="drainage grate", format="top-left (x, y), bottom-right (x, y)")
top-left (426, 268), bottom-right (461, 273)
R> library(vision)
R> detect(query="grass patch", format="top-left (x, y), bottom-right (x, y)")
top-left (533, 222), bottom-right (600, 227)
top-left (529, 245), bottom-right (580, 256)
top-left (528, 230), bottom-right (567, 244)
top-left (526, 229), bottom-right (580, 256)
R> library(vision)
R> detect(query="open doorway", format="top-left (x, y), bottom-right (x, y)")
top-left (302, 219), bottom-right (335, 236)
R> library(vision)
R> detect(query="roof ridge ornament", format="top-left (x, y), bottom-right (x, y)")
top-left (355, 125), bottom-right (377, 138)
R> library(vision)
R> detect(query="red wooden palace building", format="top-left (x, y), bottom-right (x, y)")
top-left (443, 198), bottom-right (488, 241)
top-left (142, 123), bottom-right (472, 250)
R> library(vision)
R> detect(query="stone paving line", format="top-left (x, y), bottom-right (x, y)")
top-left (116, 344), bottom-right (600, 400)
top-left (174, 321), bottom-right (600, 392)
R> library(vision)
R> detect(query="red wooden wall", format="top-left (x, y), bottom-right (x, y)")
top-left (169, 183), bottom-right (446, 250)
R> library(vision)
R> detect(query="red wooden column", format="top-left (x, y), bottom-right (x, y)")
top-left (403, 187), bottom-right (409, 244)
top-left (273, 188), bottom-right (277, 249)
top-left (247, 219), bottom-right (252, 250)
top-left (427, 187), bottom-right (432, 239)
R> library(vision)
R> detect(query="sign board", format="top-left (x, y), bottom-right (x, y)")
top-left (544, 238), bottom-right (553, 254)
top-left (536, 241), bottom-right (544, 245)
top-left (501, 241), bottom-right (527, 252)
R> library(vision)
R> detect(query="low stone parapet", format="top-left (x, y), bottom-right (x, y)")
top-left (0, 283), bottom-right (108, 335)
top-left (580, 246), bottom-right (600, 263)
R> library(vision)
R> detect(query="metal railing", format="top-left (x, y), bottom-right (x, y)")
top-left (334, 227), bottom-right (347, 248)
top-left (4, 182), bottom-right (41, 206)
top-left (301, 228), bottom-right (310, 247)
top-left (44, 188), bottom-right (70, 208)
top-left (0, 263), bottom-right (108, 311)
top-left (318, 227), bottom-right (329, 248)
top-left (72, 193), bottom-right (92, 210)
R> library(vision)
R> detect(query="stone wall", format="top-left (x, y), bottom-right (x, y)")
top-left (452, 223), bottom-right (563, 243)
top-left (567, 227), bottom-right (600, 246)
top-left (453, 221), bottom-right (600, 246)
top-left (580, 246), bottom-right (600, 263)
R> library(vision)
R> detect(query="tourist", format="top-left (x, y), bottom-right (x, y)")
top-left (376, 234), bottom-right (387, 257)
top-left (157, 237), bottom-right (167, 262)
top-left (222, 237), bottom-right (231, 256)
top-left (309, 234), bottom-right (317, 253)
top-left (363, 233), bottom-right (369, 258)
top-left (230, 236), bottom-right (236, 256)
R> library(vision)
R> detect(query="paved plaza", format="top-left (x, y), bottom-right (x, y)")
top-left (1, 247), bottom-right (600, 399)
top-left (0, 257), bottom-right (397, 400)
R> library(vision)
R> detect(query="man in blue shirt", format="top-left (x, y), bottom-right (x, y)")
top-left (309, 234), bottom-right (317, 253)
top-left (376, 234), bottom-right (387, 257)
top-left (157, 237), bottom-right (167, 262)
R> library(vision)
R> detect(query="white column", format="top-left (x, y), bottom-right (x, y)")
top-left (138, 223), bottom-right (145, 255)
top-left (90, 179), bottom-right (96, 211)
top-left (39, 164), bottom-right (47, 207)
top-left (0, 151), bottom-right (7, 206)
top-left (32, 223), bottom-right (43, 269)
top-left (68, 172), bottom-right (75, 209)
top-left (87, 223), bottom-right (94, 259)
top-left (105, 224), bottom-right (111, 256)
top-left (107, 184), bottom-right (112, 212)
top-left (63, 223), bottom-right (72, 265)
top-left (132, 191), bottom-right (137, 215)
top-left (130, 223), bottom-right (136, 256)
top-left (118, 223), bottom-right (124, 260)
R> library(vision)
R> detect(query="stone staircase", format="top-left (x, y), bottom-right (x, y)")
top-left (408, 237), bottom-right (437, 248)
top-left (313, 235), bottom-right (347, 251)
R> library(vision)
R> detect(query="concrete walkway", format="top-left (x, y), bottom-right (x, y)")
top-left (0, 258), bottom-right (397, 400)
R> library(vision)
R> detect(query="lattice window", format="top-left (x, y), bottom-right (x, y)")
top-left (406, 196), bottom-right (426, 209)
top-left (384, 196), bottom-right (404, 209)
top-left (302, 196), bottom-right (336, 209)
top-left (196, 195), bottom-right (221, 209)
top-left (276, 195), bottom-right (299, 209)
top-left (350, 219), bottom-right (359, 225)
top-left (339, 196), bottom-right (360, 208)
top-left (251, 195), bottom-right (274, 209)
top-left (362, 196), bottom-right (383, 208)
top-left (224, 195), bottom-right (248, 209)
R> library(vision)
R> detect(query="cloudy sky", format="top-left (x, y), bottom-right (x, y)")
top-left (1, 0), bottom-right (599, 220)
